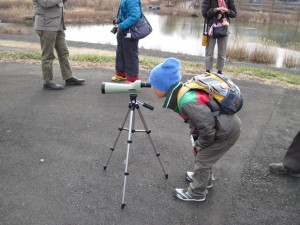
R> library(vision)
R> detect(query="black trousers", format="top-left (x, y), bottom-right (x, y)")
top-left (283, 130), bottom-right (300, 172)
top-left (115, 31), bottom-right (139, 80)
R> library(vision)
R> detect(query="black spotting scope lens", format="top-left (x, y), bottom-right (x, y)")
top-left (141, 82), bottom-right (151, 88)
top-left (101, 83), bottom-right (105, 94)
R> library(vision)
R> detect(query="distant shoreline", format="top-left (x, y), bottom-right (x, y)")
top-left (0, 29), bottom-right (299, 76)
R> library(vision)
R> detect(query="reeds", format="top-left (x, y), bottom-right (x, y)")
top-left (1, 0), bottom-right (300, 26)
top-left (227, 37), bottom-right (278, 65)
top-left (65, 0), bottom-right (118, 10)
top-left (227, 36), bottom-right (249, 61)
top-left (284, 53), bottom-right (300, 69)
top-left (0, 0), bottom-right (32, 9)
top-left (64, 8), bottom-right (114, 24)
top-left (0, 26), bottom-right (28, 35)
top-left (248, 38), bottom-right (278, 65)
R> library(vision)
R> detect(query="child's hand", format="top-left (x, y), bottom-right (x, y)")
top-left (192, 146), bottom-right (202, 155)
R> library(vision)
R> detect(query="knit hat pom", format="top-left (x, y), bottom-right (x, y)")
top-left (149, 57), bottom-right (181, 92)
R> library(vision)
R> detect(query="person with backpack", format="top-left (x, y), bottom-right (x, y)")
top-left (202, 0), bottom-right (237, 75)
top-left (149, 57), bottom-right (241, 201)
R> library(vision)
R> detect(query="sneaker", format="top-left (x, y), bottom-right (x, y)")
top-left (269, 163), bottom-right (300, 178)
top-left (111, 75), bottom-right (126, 81)
top-left (174, 188), bottom-right (206, 202)
top-left (185, 171), bottom-right (214, 188)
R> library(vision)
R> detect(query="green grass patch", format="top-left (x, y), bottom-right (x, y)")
top-left (0, 51), bottom-right (41, 60)
top-left (228, 65), bottom-right (300, 85)
top-left (139, 56), bottom-right (164, 69)
top-left (70, 54), bottom-right (114, 62)
top-left (1, 51), bottom-right (299, 86)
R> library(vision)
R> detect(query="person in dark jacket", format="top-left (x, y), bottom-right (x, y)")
top-left (149, 58), bottom-right (241, 202)
top-left (202, 0), bottom-right (237, 75)
top-left (33, 0), bottom-right (85, 90)
top-left (111, 0), bottom-right (141, 83)
top-left (269, 131), bottom-right (300, 178)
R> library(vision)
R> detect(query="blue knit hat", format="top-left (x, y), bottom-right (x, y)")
top-left (149, 57), bottom-right (181, 92)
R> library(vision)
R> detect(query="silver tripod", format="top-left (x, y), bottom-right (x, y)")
top-left (103, 94), bottom-right (168, 209)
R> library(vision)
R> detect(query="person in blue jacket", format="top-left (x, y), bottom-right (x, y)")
top-left (111, 0), bottom-right (141, 83)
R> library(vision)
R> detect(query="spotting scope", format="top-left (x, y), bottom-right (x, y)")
top-left (101, 80), bottom-right (151, 94)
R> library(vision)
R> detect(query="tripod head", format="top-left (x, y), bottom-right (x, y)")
top-left (129, 94), bottom-right (154, 111)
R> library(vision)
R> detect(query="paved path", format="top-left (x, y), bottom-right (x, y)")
top-left (0, 61), bottom-right (299, 225)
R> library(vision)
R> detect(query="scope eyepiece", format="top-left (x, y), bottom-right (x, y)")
top-left (141, 82), bottom-right (151, 88)
top-left (101, 83), bottom-right (105, 94)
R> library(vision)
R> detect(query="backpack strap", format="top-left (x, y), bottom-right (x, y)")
top-left (177, 85), bottom-right (190, 114)
top-left (177, 81), bottom-right (208, 107)
top-left (177, 78), bottom-right (223, 116)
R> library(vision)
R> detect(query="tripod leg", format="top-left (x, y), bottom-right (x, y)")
top-left (136, 106), bottom-right (169, 178)
top-left (103, 108), bottom-right (131, 170)
top-left (121, 107), bottom-right (135, 209)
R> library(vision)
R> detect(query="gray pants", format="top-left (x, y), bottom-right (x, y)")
top-left (115, 31), bottom-right (139, 80)
top-left (283, 130), bottom-right (300, 172)
top-left (205, 35), bottom-right (229, 72)
top-left (188, 130), bottom-right (240, 198)
top-left (36, 30), bottom-right (72, 84)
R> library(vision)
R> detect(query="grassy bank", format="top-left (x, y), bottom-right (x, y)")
top-left (0, 50), bottom-right (299, 87)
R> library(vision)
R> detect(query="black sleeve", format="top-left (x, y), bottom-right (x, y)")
top-left (201, 0), bottom-right (216, 19)
top-left (226, 0), bottom-right (237, 18)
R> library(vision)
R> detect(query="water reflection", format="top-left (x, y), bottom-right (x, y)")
top-left (65, 12), bottom-right (300, 68)
top-left (2, 12), bottom-right (298, 68)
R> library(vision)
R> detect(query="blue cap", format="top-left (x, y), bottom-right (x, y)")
top-left (149, 57), bottom-right (181, 92)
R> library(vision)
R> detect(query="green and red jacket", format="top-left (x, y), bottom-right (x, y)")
top-left (163, 82), bottom-right (241, 148)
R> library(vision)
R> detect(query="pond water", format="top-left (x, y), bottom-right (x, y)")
top-left (65, 12), bottom-right (300, 68)
top-left (2, 11), bottom-right (299, 68)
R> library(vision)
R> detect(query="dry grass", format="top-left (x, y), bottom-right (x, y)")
top-left (0, 0), bottom-right (32, 9)
top-left (284, 53), bottom-right (300, 69)
top-left (227, 36), bottom-right (249, 61)
top-left (64, 8), bottom-right (114, 24)
top-left (249, 47), bottom-right (277, 65)
top-left (287, 42), bottom-right (300, 52)
top-left (248, 38), bottom-right (278, 65)
top-left (0, 26), bottom-right (28, 35)
top-left (159, 7), bottom-right (199, 17)
top-left (65, 0), bottom-right (118, 10)
top-left (0, 0), bottom-right (33, 22)
top-left (236, 11), bottom-right (300, 26)
top-left (1, 0), bottom-right (299, 26)
top-left (227, 37), bottom-right (279, 65)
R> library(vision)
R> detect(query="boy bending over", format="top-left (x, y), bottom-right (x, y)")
top-left (149, 58), bottom-right (241, 201)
